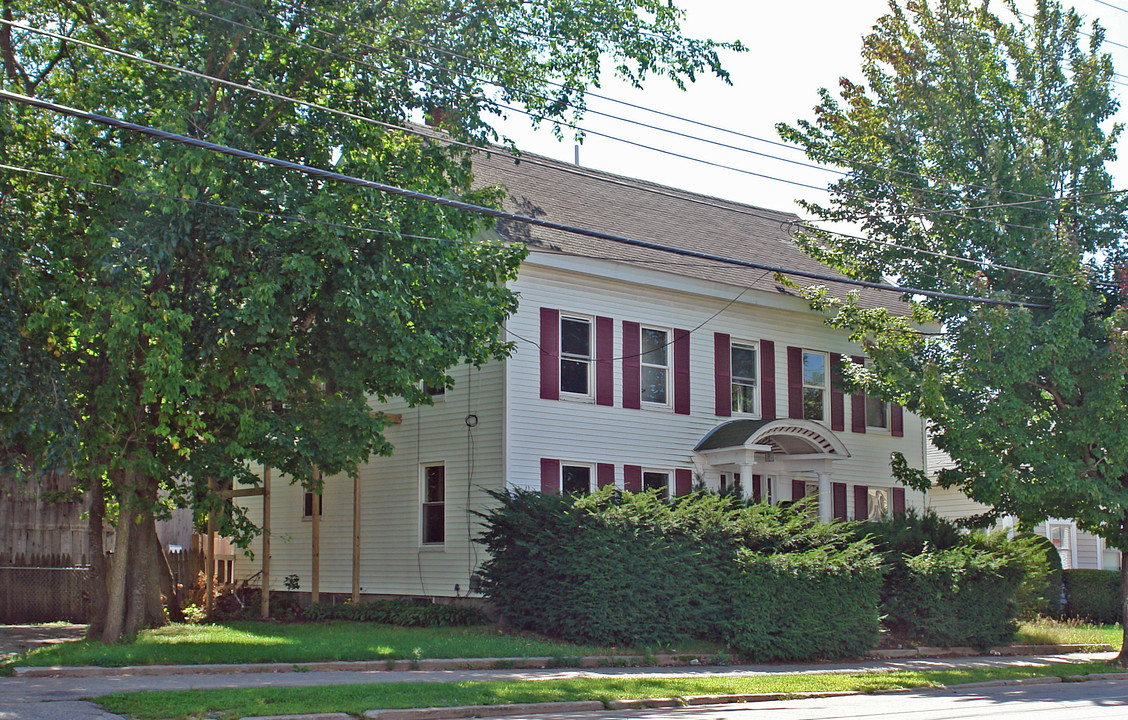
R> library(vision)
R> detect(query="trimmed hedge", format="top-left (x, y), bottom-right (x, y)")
top-left (303, 600), bottom-right (485, 627)
top-left (1062, 569), bottom-right (1121, 624)
top-left (475, 488), bottom-right (882, 660)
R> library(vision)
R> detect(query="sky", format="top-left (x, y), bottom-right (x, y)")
top-left (488, 0), bottom-right (1128, 221)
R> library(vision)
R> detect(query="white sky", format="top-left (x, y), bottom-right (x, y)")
top-left (489, 0), bottom-right (1128, 220)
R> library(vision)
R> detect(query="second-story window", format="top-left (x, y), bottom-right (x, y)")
top-left (560, 316), bottom-right (592, 397)
top-left (802, 350), bottom-right (828, 421)
top-left (731, 342), bottom-right (758, 414)
top-left (640, 327), bottom-right (669, 405)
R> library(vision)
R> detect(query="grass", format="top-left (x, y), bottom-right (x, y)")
top-left (4, 621), bottom-right (645, 670)
top-left (1015, 618), bottom-right (1122, 650)
top-left (92, 661), bottom-right (1125, 720)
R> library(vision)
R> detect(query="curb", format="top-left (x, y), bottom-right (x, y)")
top-left (239, 672), bottom-right (1128, 720)
top-left (11, 645), bottom-right (1109, 679)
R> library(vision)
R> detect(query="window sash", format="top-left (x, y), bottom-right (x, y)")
top-left (867, 487), bottom-right (890, 521)
top-left (643, 470), bottom-right (670, 499)
top-left (422, 465), bottom-right (445, 545)
top-left (731, 342), bottom-right (758, 414)
top-left (640, 327), bottom-right (669, 404)
top-left (561, 464), bottom-right (593, 495)
top-left (302, 491), bottom-right (323, 518)
top-left (801, 351), bottom-right (827, 421)
top-left (865, 395), bottom-right (888, 428)
top-left (559, 316), bottom-right (592, 396)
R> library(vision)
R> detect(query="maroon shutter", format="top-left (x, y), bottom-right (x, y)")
top-left (624, 464), bottom-right (642, 492)
top-left (787, 346), bottom-right (803, 419)
top-left (675, 468), bottom-right (693, 497)
top-left (674, 328), bottom-right (691, 415)
top-left (623, 321), bottom-right (641, 410)
top-left (792, 479), bottom-right (806, 503)
top-left (714, 332), bottom-right (731, 416)
top-left (892, 487), bottom-right (906, 516)
top-left (595, 316), bottom-right (614, 406)
top-left (891, 403), bottom-right (904, 437)
top-left (760, 339), bottom-right (776, 420)
top-left (539, 308), bottom-right (560, 400)
top-left (833, 482), bottom-right (847, 521)
top-left (850, 355), bottom-right (866, 434)
top-left (830, 353), bottom-right (845, 432)
top-left (752, 474), bottom-right (762, 503)
top-left (540, 458), bottom-right (560, 494)
top-left (854, 485), bottom-right (868, 521)
top-left (597, 463), bottom-right (615, 489)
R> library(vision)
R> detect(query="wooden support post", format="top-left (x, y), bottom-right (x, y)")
top-left (352, 473), bottom-right (361, 603)
top-left (261, 466), bottom-right (271, 619)
top-left (205, 477), bottom-right (216, 619)
top-left (311, 469), bottom-right (321, 605)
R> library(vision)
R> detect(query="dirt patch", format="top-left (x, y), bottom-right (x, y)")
top-left (0, 623), bottom-right (86, 659)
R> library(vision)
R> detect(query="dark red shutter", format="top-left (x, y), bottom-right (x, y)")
top-left (540, 458), bottom-right (560, 494)
top-left (595, 316), bottom-right (614, 406)
top-left (624, 464), bottom-right (642, 492)
top-left (752, 475), bottom-right (762, 503)
top-left (854, 485), bottom-right (868, 521)
top-left (539, 308), bottom-right (559, 400)
top-left (597, 463), bottom-right (615, 489)
top-left (623, 321), bottom-right (641, 410)
top-left (830, 353), bottom-right (845, 432)
top-left (792, 479), bottom-right (806, 503)
top-left (673, 328), bottom-right (691, 415)
top-left (850, 355), bottom-right (866, 434)
top-left (833, 482), bottom-right (847, 521)
top-left (714, 332), bottom-right (731, 417)
top-left (892, 487), bottom-right (907, 516)
top-left (760, 340), bottom-right (776, 420)
top-left (787, 346), bottom-right (803, 419)
top-left (675, 468), bottom-right (693, 497)
top-left (891, 403), bottom-right (904, 437)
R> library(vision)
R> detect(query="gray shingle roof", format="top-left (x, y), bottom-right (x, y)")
top-left (470, 148), bottom-right (902, 311)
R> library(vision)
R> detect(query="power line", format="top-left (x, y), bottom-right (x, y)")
top-left (0, 89), bottom-right (1052, 310)
top-left (0, 19), bottom-right (1090, 285)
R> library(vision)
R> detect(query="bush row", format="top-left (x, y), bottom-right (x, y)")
top-left (303, 599), bottom-right (486, 626)
top-left (476, 488), bottom-right (1038, 659)
top-left (1062, 569), bottom-right (1121, 624)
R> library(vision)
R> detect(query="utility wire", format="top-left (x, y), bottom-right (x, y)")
top-left (0, 19), bottom-right (1089, 285)
top-left (0, 89), bottom-right (1052, 310)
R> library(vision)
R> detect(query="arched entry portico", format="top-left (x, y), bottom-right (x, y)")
top-left (693, 419), bottom-right (850, 522)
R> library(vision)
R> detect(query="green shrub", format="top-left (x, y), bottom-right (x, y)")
top-left (303, 600), bottom-right (485, 627)
top-left (990, 533), bottom-right (1062, 619)
top-left (475, 487), bottom-right (881, 659)
top-left (1062, 569), bottom-right (1121, 624)
top-left (882, 545), bottom-right (1024, 648)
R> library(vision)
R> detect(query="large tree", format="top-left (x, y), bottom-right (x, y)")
top-left (780, 0), bottom-right (1128, 659)
top-left (0, 0), bottom-right (739, 642)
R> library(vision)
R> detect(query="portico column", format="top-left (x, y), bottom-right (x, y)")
top-left (739, 464), bottom-right (755, 502)
top-left (816, 471), bottom-right (832, 523)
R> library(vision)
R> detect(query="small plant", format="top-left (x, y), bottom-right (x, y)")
top-left (492, 659), bottom-right (516, 669)
top-left (707, 651), bottom-right (731, 666)
top-left (385, 658), bottom-right (398, 671)
top-left (283, 574), bottom-right (301, 591)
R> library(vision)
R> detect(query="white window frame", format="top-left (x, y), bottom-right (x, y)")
top-left (560, 462), bottom-right (595, 495)
top-left (802, 480), bottom-right (819, 517)
top-left (559, 314), bottom-right (594, 400)
top-left (422, 379), bottom-right (446, 401)
top-left (640, 325), bottom-right (671, 407)
top-left (642, 468), bottom-right (672, 499)
top-left (863, 360), bottom-right (888, 430)
top-left (1099, 536), bottom-right (1122, 571)
top-left (1046, 521), bottom-right (1077, 570)
top-left (731, 340), bottom-right (759, 416)
top-left (801, 350), bottom-right (829, 422)
top-left (420, 463), bottom-right (446, 546)
top-left (867, 487), bottom-right (891, 521)
top-left (301, 490), bottom-right (323, 520)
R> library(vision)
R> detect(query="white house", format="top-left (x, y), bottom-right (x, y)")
top-left (233, 148), bottom-right (928, 602)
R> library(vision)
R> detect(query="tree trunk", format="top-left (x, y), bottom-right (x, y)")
top-left (85, 473), bottom-right (108, 642)
top-left (1118, 549), bottom-right (1128, 666)
top-left (154, 529), bottom-right (185, 623)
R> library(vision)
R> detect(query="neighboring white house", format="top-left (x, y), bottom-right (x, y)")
top-left (233, 148), bottom-right (928, 601)
top-left (924, 443), bottom-right (1120, 571)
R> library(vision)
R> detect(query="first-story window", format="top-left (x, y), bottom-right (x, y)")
top-left (640, 327), bottom-right (670, 405)
top-left (561, 464), bottom-right (593, 495)
top-left (1048, 524), bottom-right (1073, 569)
top-left (423, 380), bottom-right (446, 399)
top-left (731, 342), bottom-right (758, 415)
top-left (867, 487), bottom-right (891, 521)
top-left (802, 480), bottom-right (819, 517)
top-left (560, 316), bottom-right (592, 397)
top-left (302, 491), bottom-right (323, 519)
top-left (802, 350), bottom-right (828, 421)
top-left (643, 470), bottom-right (670, 499)
top-left (421, 464), bottom-right (445, 545)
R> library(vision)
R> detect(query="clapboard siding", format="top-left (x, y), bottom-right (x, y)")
top-left (506, 259), bottom-right (926, 516)
top-left (236, 362), bottom-right (505, 597)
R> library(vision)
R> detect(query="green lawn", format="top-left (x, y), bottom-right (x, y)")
top-left (94, 662), bottom-right (1124, 720)
top-left (5, 622), bottom-right (642, 669)
top-left (1014, 618), bottom-right (1122, 650)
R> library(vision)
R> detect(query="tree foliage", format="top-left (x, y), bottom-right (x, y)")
top-left (0, 0), bottom-right (738, 641)
top-left (781, 0), bottom-right (1128, 659)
